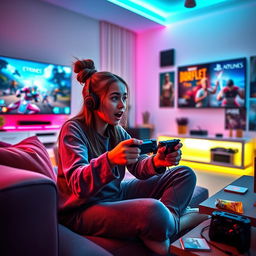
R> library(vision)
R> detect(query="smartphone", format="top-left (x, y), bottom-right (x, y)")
top-left (224, 185), bottom-right (248, 194)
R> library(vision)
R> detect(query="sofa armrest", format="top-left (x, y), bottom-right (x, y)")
top-left (59, 224), bottom-right (113, 256)
top-left (189, 186), bottom-right (209, 208)
top-left (0, 165), bottom-right (58, 256)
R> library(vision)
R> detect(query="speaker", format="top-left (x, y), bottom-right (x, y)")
top-left (84, 93), bottom-right (100, 110)
top-left (18, 120), bottom-right (51, 125)
top-left (190, 130), bottom-right (208, 136)
top-left (160, 49), bottom-right (175, 67)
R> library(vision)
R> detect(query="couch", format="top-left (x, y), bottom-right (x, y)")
top-left (0, 136), bottom-right (209, 256)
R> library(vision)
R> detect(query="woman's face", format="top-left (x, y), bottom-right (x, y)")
top-left (164, 74), bottom-right (170, 82)
top-left (94, 81), bottom-right (128, 132)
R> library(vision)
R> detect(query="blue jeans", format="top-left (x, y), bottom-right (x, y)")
top-left (60, 166), bottom-right (196, 242)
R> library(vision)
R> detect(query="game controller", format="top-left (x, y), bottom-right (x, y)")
top-left (158, 139), bottom-right (180, 154)
top-left (131, 139), bottom-right (180, 155)
top-left (130, 139), bottom-right (158, 154)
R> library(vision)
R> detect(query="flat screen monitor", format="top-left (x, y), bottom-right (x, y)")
top-left (0, 56), bottom-right (72, 115)
top-left (177, 57), bottom-right (246, 108)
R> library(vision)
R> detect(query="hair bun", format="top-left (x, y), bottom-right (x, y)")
top-left (74, 59), bottom-right (95, 73)
top-left (74, 59), bottom-right (97, 84)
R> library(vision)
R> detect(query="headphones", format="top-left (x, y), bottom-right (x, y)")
top-left (84, 80), bottom-right (100, 110)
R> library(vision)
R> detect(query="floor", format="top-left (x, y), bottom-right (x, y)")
top-left (193, 168), bottom-right (241, 196)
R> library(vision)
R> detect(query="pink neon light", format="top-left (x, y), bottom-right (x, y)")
top-left (2, 126), bottom-right (16, 130)
top-left (2, 125), bottom-right (61, 131)
top-left (45, 125), bottom-right (61, 129)
top-left (1, 115), bottom-right (68, 131)
top-left (17, 126), bottom-right (43, 130)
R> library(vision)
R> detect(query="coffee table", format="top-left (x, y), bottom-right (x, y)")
top-left (170, 175), bottom-right (256, 255)
top-left (199, 175), bottom-right (256, 226)
top-left (170, 219), bottom-right (256, 255)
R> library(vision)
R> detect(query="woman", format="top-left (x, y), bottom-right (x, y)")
top-left (160, 73), bottom-right (174, 107)
top-left (57, 59), bottom-right (196, 255)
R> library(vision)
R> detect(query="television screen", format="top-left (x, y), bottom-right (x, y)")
top-left (0, 56), bottom-right (72, 114)
top-left (178, 58), bottom-right (246, 108)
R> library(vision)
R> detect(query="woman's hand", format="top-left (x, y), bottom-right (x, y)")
top-left (153, 142), bottom-right (182, 168)
top-left (107, 138), bottom-right (142, 166)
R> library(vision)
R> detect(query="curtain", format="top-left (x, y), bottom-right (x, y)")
top-left (100, 21), bottom-right (136, 127)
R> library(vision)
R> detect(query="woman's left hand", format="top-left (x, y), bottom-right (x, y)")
top-left (152, 143), bottom-right (182, 168)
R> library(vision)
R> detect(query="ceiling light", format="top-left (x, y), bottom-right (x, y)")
top-left (185, 0), bottom-right (196, 8)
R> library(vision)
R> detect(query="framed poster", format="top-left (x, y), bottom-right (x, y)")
top-left (249, 100), bottom-right (256, 131)
top-left (225, 107), bottom-right (246, 130)
top-left (159, 71), bottom-right (175, 107)
top-left (250, 56), bottom-right (256, 98)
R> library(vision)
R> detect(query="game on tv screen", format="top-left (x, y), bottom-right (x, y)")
top-left (0, 56), bottom-right (72, 114)
top-left (178, 57), bottom-right (246, 108)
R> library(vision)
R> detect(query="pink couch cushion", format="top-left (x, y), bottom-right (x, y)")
top-left (0, 141), bottom-right (11, 147)
top-left (0, 136), bottom-right (56, 182)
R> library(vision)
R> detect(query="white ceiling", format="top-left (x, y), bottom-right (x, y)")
top-left (41, 0), bottom-right (254, 33)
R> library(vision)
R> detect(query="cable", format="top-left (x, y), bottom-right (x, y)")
top-left (200, 225), bottom-right (239, 256)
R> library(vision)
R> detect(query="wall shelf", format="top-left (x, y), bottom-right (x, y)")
top-left (0, 130), bottom-right (59, 147)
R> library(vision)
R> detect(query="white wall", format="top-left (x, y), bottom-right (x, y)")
top-left (136, 1), bottom-right (256, 138)
top-left (0, 0), bottom-right (100, 116)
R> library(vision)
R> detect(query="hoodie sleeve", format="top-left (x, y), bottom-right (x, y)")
top-left (118, 126), bottom-right (163, 179)
top-left (58, 121), bottom-right (120, 198)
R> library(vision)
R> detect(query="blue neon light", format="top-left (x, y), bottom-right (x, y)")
top-left (107, 0), bottom-right (240, 25)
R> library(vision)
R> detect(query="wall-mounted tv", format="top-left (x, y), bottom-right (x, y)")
top-left (177, 57), bottom-right (246, 108)
top-left (0, 56), bottom-right (72, 115)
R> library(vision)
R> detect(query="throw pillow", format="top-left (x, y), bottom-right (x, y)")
top-left (0, 136), bottom-right (56, 182)
top-left (0, 141), bottom-right (11, 147)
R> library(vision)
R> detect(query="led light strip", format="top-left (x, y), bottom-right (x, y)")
top-left (107, 0), bottom-right (168, 25)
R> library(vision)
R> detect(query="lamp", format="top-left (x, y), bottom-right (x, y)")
top-left (184, 0), bottom-right (196, 8)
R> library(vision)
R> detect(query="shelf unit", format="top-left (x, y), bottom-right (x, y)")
top-left (0, 130), bottom-right (59, 147)
top-left (158, 134), bottom-right (254, 170)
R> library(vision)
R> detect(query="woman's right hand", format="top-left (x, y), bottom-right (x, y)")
top-left (107, 138), bottom-right (142, 166)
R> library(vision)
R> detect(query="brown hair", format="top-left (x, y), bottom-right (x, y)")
top-left (72, 59), bottom-right (129, 156)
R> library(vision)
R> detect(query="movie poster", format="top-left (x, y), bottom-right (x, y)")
top-left (225, 108), bottom-right (246, 130)
top-left (178, 64), bottom-right (209, 107)
top-left (250, 56), bottom-right (256, 98)
top-left (178, 58), bottom-right (246, 108)
top-left (249, 100), bottom-right (256, 131)
top-left (159, 71), bottom-right (175, 107)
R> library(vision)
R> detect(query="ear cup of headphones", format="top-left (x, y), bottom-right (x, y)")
top-left (84, 93), bottom-right (100, 110)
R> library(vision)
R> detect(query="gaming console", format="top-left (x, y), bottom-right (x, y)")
top-left (209, 211), bottom-right (251, 253)
top-left (210, 147), bottom-right (238, 165)
top-left (189, 130), bottom-right (208, 136)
